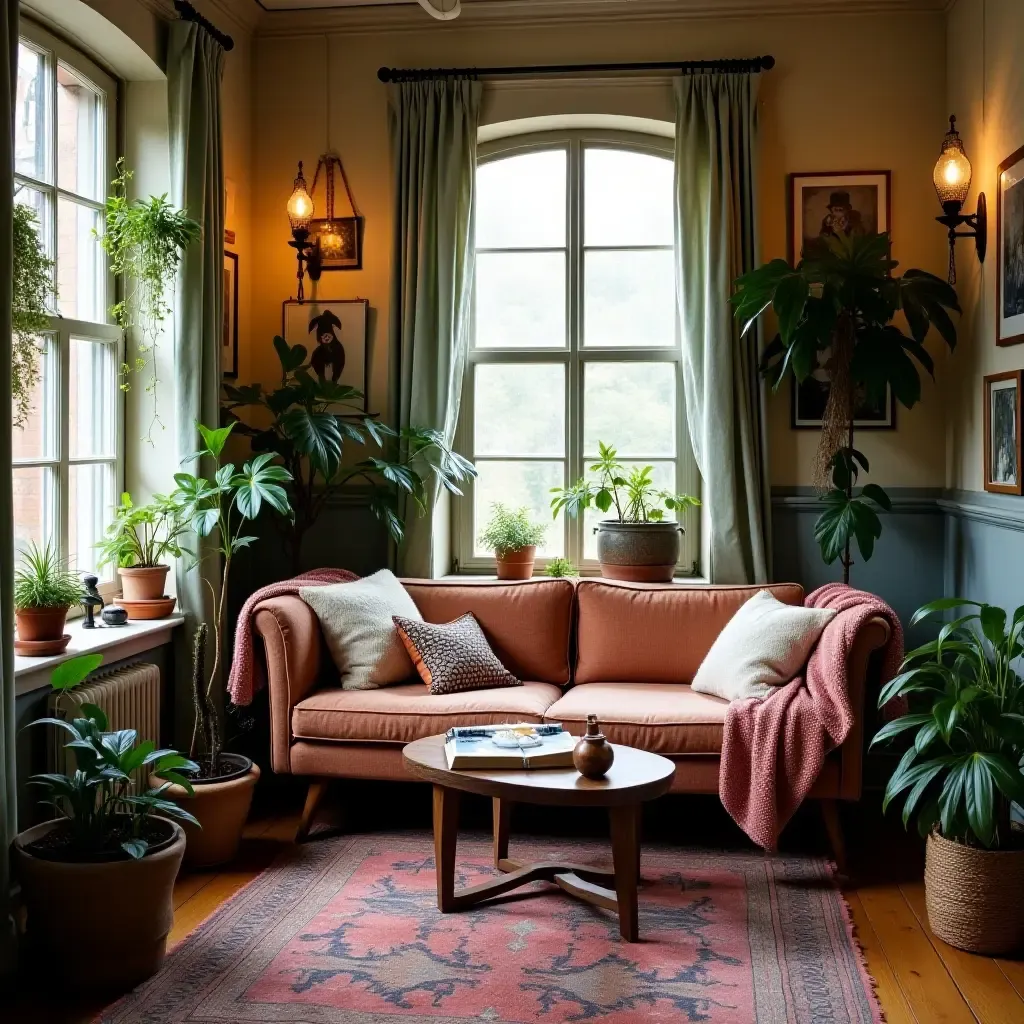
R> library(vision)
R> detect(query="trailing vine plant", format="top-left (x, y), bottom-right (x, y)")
top-left (12, 200), bottom-right (56, 428)
top-left (98, 160), bottom-right (201, 444)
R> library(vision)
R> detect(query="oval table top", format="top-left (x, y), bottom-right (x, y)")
top-left (402, 734), bottom-right (675, 808)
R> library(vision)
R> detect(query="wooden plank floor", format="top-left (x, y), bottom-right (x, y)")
top-left (6, 794), bottom-right (1023, 1023)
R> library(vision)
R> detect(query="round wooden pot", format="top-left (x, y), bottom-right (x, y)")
top-left (156, 756), bottom-right (259, 868)
top-left (495, 546), bottom-right (536, 581)
top-left (119, 564), bottom-right (171, 602)
top-left (595, 521), bottom-right (681, 582)
top-left (925, 829), bottom-right (1024, 955)
top-left (13, 818), bottom-right (185, 991)
top-left (15, 605), bottom-right (70, 642)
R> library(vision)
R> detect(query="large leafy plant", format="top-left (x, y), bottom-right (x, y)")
top-left (731, 232), bottom-right (960, 582)
top-left (96, 492), bottom-right (190, 569)
top-left (872, 598), bottom-right (1024, 849)
top-left (223, 336), bottom-right (475, 573)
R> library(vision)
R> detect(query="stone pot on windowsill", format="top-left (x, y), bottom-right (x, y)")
top-left (119, 563), bottom-right (171, 602)
top-left (595, 520), bottom-right (681, 583)
top-left (495, 545), bottom-right (537, 580)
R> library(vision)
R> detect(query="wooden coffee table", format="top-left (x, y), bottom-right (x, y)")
top-left (402, 734), bottom-right (675, 941)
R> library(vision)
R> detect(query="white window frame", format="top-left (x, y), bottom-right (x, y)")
top-left (13, 19), bottom-right (123, 599)
top-left (454, 129), bottom-right (700, 576)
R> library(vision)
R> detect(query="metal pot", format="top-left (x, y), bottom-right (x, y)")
top-left (595, 521), bottom-right (681, 582)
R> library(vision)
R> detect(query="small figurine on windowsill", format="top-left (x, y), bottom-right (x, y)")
top-left (80, 574), bottom-right (104, 629)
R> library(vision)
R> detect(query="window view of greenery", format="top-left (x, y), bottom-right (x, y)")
top-left (467, 139), bottom-right (684, 568)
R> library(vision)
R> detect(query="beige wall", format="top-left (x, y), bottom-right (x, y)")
top-left (945, 0), bottom-right (1024, 493)
top-left (250, 6), bottom-right (950, 488)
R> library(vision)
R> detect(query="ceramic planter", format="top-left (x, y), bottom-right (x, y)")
top-left (119, 564), bottom-right (171, 602)
top-left (495, 545), bottom-right (536, 580)
top-left (157, 755), bottom-right (259, 868)
top-left (595, 521), bottom-right (681, 582)
top-left (15, 605), bottom-right (70, 642)
top-left (13, 818), bottom-right (185, 991)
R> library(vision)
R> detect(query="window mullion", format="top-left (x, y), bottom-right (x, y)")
top-left (567, 136), bottom-right (582, 568)
top-left (57, 323), bottom-right (70, 567)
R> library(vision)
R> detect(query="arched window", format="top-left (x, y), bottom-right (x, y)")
top-left (454, 131), bottom-right (699, 574)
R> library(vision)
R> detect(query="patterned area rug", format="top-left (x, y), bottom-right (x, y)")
top-left (99, 833), bottom-right (882, 1024)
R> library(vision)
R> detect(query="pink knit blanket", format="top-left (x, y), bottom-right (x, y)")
top-left (719, 583), bottom-right (904, 851)
top-left (227, 568), bottom-right (358, 706)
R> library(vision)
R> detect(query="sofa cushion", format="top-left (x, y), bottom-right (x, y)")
top-left (402, 578), bottom-right (574, 685)
top-left (544, 682), bottom-right (729, 755)
top-left (292, 681), bottom-right (562, 745)
top-left (574, 580), bottom-right (805, 684)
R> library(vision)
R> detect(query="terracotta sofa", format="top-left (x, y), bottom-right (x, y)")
top-left (254, 578), bottom-right (890, 859)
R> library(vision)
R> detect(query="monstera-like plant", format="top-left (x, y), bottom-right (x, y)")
top-left (731, 232), bottom-right (960, 582)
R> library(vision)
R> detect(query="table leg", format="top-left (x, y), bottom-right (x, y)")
top-left (492, 797), bottom-right (511, 868)
top-left (609, 804), bottom-right (640, 942)
top-left (433, 785), bottom-right (460, 912)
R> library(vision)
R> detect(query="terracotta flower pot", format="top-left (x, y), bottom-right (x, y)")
top-left (15, 605), bottom-right (70, 642)
top-left (595, 521), bottom-right (681, 582)
top-left (495, 546), bottom-right (536, 580)
top-left (119, 564), bottom-right (171, 602)
top-left (13, 818), bottom-right (185, 991)
top-left (156, 755), bottom-right (259, 868)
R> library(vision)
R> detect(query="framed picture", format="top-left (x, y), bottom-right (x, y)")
top-left (282, 298), bottom-right (368, 408)
top-left (997, 144), bottom-right (1024, 347)
top-left (792, 351), bottom-right (896, 429)
top-left (309, 216), bottom-right (363, 271)
top-left (984, 370), bottom-right (1022, 494)
top-left (788, 171), bottom-right (891, 263)
top-left (222, 251), bottom-right (238, 378)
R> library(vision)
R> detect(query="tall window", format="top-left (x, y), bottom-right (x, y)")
top-left (455, 132), bottom-right (699, 573)
top-left (13, 21), bottom-right (121, 587)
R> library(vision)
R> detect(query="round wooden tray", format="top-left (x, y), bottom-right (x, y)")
top-left (14, 633), bottom-right (72, 657)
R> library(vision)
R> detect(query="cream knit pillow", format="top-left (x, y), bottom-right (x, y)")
top-left (299, 569), bottom-right (422, 690)
top-left (691, 589), bottom-right (837, 701)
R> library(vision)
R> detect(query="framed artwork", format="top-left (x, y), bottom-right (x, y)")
top-left (792, 351), bottom-right (896, 429)
top-left (984, 370), bottom-right (1022, 494)
top-left (222, 250), bottom-right (238, 378)
top-left (309, 216), bottom-right (363, 270)
top-left (788, 171), bottom-right (891, 263)
top-left (224, 177), bottom-right (236, 246)
top-left (282, 298), bottom-right (368, 408)
top-left (997, 144), bottom-right (1024, 347)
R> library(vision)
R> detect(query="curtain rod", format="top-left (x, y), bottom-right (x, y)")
top-left (377, 55), bottom-right (774, 83)
top-left (173, 0), bottom-right (235, 51)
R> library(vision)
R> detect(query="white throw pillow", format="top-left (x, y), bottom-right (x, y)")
top-left (299, 569), bottom-right (423, 690)
top-left (691, 589), bottom-right (837, 701)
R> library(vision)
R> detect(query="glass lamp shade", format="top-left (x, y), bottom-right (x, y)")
top-left (319, 220), bottom-right (344, 261)
top-left (287, 162), bottom-right (314, 232)
top-left (933, 116), bottom-right (972, 207)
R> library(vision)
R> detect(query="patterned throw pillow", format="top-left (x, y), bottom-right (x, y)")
top-left (392, 613), bottom-right (522, 695)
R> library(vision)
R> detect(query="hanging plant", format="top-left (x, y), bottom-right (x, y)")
top-left (98, 159), bottom-right (201, 444)
top-left (12, 200), bottom-right (56, 429)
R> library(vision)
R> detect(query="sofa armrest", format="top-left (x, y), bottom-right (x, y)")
top-left (837, 615), bottom-right (891, 800)
top-left (254, 595), bottom-right (323, 774)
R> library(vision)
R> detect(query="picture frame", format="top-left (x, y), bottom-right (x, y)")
top-left (222, 250), bottom-right (238, 378)
top-left (997, 144), bottom-right (1024, 347)
top-left (984, 370), bottom-right (1022, 495)
top-left (788, 171), bottom-right (891, 264)
top-left (282, 298), bottom-right (368, 409)
top-left (308, 215), bottom-right (363, 271)
top-left (792, 368), bottom-right (896, 430)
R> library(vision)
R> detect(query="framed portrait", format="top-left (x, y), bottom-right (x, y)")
top-left (792, 349), bottom-right (896, 429)
top-left (282, 298), bottom-right (368, 408)
top-left (788, 171), bottom-right (891, 263)
top-left (222, 251), bottom-right (238, 378)
top-left (984, 370), bottom-right (1022, 494)
top-left (997, 144), bottom-right (1024, 347)
top-left (309, 216), bottom-right (363, 271)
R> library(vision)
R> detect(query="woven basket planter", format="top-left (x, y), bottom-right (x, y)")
top-left (925, 829), bottom-right (1024, 955)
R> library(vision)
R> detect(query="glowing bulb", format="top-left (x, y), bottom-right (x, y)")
top-left (933, 116), bottom-right (972, 208)
top-left (287, 162), bottom-right (314, 231)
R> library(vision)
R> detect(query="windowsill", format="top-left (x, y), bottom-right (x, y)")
top-left (14, 614), bottom-right (184, 697)
top-left (439, 574), bottom-right (711, 585)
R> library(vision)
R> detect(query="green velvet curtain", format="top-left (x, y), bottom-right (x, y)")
top-left (0, 0), bottom-right (17, 979)
top-left (168, 22), bottom-right (225, 742)
top-left (388, 78), bottom-right (481, 578)
top-left (674, 73), bottom-right (771, 584)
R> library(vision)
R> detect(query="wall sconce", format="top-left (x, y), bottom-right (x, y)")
top-left (286, 161), bottom-right (321, 301)
top-left (933, 115), bottom-right (986, 285)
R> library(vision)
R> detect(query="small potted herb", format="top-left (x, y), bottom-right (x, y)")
top-left (551, 442), bottom-right (700, 581)
top-left (14, 654), bottom-right (200, 990)
top-left (479, 503), bottom-right (547, 580)
top-left (545, 557), bottom-right (579, 578)
top-left (14, 541), bottom-right (84, 652)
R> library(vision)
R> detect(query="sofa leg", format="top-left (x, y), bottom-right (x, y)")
top-left (296, 779), bottom-right (330, 843)
top-left (820, 799), bottom-right (848, 875)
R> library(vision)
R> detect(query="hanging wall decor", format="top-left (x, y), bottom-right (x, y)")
top-left (997, 143), bottom-right (1024, 347)
top-left (308, 152), bottom-right (364, 270)
top-left (282, 298), bottom-right (368, 408)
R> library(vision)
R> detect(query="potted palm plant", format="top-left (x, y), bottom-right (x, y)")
top-left (479, 503), bottom-right (547, 579)
top-left (14, 541), bottom-right (84, 654)
top-left (872, 597), bottom-right (1024, 955)
top-left (551, 442), bottom-right (700, 581)
top-left (14, 654), bottom-right (200, 990)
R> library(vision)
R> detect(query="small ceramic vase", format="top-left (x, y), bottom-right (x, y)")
top-left (573, 714), bottom-right (615, 780)
top-left (101, 604), bottom-right (129, 626)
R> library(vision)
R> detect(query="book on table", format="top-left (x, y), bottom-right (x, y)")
top-left (443, 723), bottom-right (576, 770)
